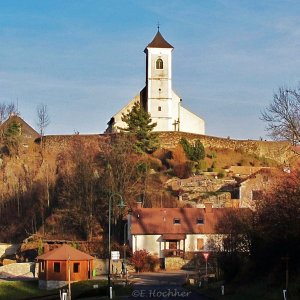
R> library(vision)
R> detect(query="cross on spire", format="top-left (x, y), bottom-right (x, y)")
top-left (157, 21), bottom-right (160, 31)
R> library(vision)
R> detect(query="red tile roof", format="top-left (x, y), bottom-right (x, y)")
top-left (130, 207), bottom-right (249, 235)
top-left (146, 31), bottom-right (174, 49)
top-left (37, 244), bottom-right (94, 261)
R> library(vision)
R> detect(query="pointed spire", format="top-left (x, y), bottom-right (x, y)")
top-left (146, 29), bottom-right (173, 49)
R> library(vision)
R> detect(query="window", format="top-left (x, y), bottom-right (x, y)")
top-left (173, 218), bottom-right (180, 224)
top-left (197, 238), bottom-right (204, 250)
top-left (197, 218), bottom-right (204, 224)
top-left (158, 106), bottom-right (162, 111)
top-left (40, 261), bottom-right (45, 272)
top-left (73, 263), bottom-right (80, 273)
top-left (156, 58), bottom-right (163, 69)
top-left (54, 262), bottom-right (60, 273)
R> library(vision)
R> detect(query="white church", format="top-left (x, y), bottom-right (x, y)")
top-left (106, 30), bottom-right (205, 135)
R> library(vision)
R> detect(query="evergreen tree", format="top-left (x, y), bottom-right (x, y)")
top-left (3, 121), bottom-right (22, 155)
top-left (179, 138), bottom-right (205, 161)
top-left (121, 102), bottom-right (159, 153)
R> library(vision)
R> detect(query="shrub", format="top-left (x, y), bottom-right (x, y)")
top-left (173, 163), bottom-right (192, 179)
top-left (207, 151), bottom-right (217, 159)
top-left (129, 249), bottom-right (159, 272)
top-left (146, 156), bottom-right (163, 171)
top-left (217, 170), bottom-right (225, 178)
top-left (171, 145), bottom-right (187, 163)
top-left (198, 159), bottom-right (207, 171)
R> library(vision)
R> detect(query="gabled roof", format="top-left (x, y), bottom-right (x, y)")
top-left (239, 167), bottom-right (281, 185)
top-left (0, 115), bottom-right (39, 140)
top-left (228, 166), bottom-right (270, 176)
top-left (37, 244), bottom-right (94, 261)
top-left (130, 207), bottom-right (250, 235)
top-left (146, 30), bottom-right (174, 49)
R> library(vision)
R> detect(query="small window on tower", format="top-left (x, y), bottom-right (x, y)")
top-left (156, 58), bottom-right (163, 69)
top-left (158, 106), bottom-right (162, 111)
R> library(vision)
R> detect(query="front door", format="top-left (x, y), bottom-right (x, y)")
top-left (169, 241), bottom-right (177, 250)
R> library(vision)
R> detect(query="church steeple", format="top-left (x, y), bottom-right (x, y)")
top-left (144, 30), bottom-right (174, 131)
top-left (146, 30), bottom-right (174, 50)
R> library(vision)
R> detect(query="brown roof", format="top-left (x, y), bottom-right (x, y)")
top-left (0, 115), bottom-right (39, 140)
top-left (240, 167), bottom-right (282, 184)
top-left (37, 244), bottom-right (94, 261)
top-left (130, 207), bottom-right (250, 235)
top-left (162, 233), bottom-right (186, 240)
top-left (146, 31), bottom-right (174, 49)
top-left (229, 166), bottom-right (270, 176)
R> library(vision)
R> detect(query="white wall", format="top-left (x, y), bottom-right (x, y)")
top-left (132, 235), bottom-right (162, 257)
top-left (131, 234), bottom-right (221, 258)
top-left (110, 94), bottom-right (140, 132)
top-left (180, 107), bottom-right (205, 135)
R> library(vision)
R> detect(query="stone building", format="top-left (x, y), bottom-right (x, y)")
top-left (106, 29), bottom-right (205, 134)
top-left (239, 168), bottom-right (281, 210)
top-left (0, 114), bottom-right (39, 143)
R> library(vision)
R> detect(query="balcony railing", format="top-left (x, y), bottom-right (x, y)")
top-left (162, 249), bottom-right (184, 258)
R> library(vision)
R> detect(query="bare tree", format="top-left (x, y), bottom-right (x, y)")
top-left (0, 102), bottom-right (19, 125)
top-left (36, 103), bottom-right (50, 138)
top-left (261, 87), bottom-right (300, 145)
top-left (0, 104), bottom-right (6, 125)
top-left (6, 102), bottom-right (18, 117)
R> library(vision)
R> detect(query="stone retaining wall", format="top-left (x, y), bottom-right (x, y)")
top-left (0, 262), bottom-right (38, 278)
top-left (42, 132), bottom-right (294, 164)
top-left (165, 257), bottom-right (190, 270)
top-left (0, 243), bottom-right (19, 259)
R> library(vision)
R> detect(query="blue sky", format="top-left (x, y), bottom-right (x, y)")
top-left (1, 0), bottom-right (300, 140)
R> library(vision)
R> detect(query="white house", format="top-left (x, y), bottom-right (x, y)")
top-left (127, 203), bottom-right (246, 259)
top-left (106, 29), bottom-right (205, 135)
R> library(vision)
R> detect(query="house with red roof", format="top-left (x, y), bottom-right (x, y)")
top-left (37, 244), bottom-right (94, 290)
top-left (128, 203), bottom-right (250, 267)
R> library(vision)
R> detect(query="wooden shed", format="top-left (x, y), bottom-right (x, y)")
top-left (37, 244), bottom-right (94, 290)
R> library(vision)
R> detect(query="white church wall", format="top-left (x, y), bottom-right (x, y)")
top-left (180, 107), bottom-right (205, 135)
top-left (110, 95), bottom-right (140, 131)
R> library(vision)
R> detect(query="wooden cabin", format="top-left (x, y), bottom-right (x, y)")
top-left (37, 244), bottom-right (94, 290)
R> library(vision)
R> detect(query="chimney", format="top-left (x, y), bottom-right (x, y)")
top-left (204, 202), bottom-right (213, 213)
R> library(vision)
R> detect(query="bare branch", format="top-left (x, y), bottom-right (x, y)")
top-left (36, 104), bottom-right (50, 136)
top-left (0, 102), bottom-right (19, 125)
top-left (261, 87), bottom-right (300, 145)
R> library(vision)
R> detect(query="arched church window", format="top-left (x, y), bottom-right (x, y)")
top-left (156, 58), bottom-right (163, 69)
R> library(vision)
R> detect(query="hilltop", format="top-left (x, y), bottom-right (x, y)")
top-left (0, 131), bottom-right (297, 248)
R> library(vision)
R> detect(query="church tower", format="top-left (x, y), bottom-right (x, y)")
top-left (106, 30), bottom-right (205, 135)
top-left (144, 29), bottom-right (175, 131)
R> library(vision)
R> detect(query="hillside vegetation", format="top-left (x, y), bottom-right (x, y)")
top-left (0, 132), bottom-right (284, 245)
